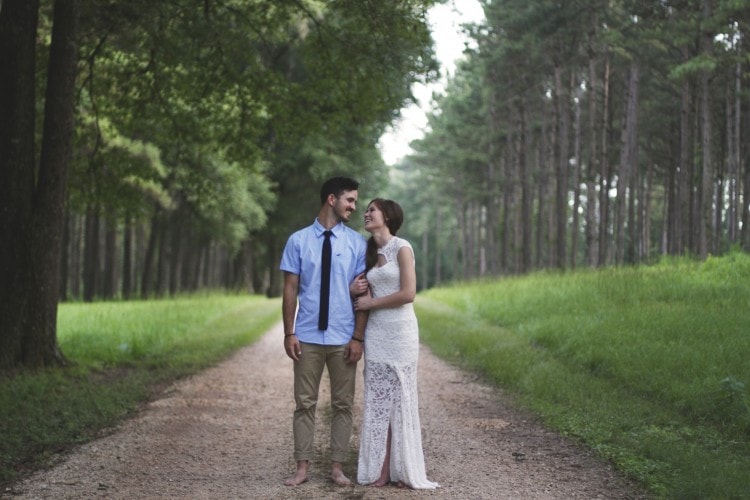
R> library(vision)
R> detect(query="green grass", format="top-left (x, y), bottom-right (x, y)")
top-left (418, 251), bottom-right (750, 499)
top-left (0, 293), bottom-right (280, 486)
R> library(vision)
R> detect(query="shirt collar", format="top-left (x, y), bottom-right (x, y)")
top-left (314, 219), bottom-right (343, 237)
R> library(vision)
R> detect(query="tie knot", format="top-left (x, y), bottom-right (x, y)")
top-left (323, 230), bottom-right (333, 238)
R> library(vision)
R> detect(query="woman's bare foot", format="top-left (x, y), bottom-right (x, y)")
top-left (330, 463), bottom-right (352, 486)
top-left (284, 461), bottom-right (309, 486)
top-left (370, 477), bottom-right (389, 487)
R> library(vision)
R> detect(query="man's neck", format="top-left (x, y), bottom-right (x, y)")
top-left (317, 204), bottom-right (344, 229)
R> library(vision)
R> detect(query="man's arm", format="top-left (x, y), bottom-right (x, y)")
top-left (282, 271), bottom-right (301, 361)
top-left (344, 308), bottom-right (367, 364)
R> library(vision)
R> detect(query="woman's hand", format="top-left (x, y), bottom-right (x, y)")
top-left (350, 272), bottom-right (369, 297)
top-left (354, 293), bottom-right (375, 311)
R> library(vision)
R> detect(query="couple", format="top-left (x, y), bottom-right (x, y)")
top-left (279, 176), bottom-right (438, 489)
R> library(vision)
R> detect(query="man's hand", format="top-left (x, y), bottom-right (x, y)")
top-left (284, 334), bottom-right (302, 362)
top-left (344, 338), bottom-right (363, 364)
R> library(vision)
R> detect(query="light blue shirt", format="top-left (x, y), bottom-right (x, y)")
top-left (280, 219), bottom-right (367, 345)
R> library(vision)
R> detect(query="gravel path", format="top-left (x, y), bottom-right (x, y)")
top-left (9, 322), bottom-right (647, 499)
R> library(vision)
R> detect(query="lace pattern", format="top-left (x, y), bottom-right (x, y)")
top-left (357, 237), bottom-right (438, 489)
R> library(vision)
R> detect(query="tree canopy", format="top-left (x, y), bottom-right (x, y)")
top-left (0, 0), bottom-right (440, 368)
top-left (388, 0), bottom-right (750, 287)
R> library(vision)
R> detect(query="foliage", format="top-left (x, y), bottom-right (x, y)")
top-left (57, 0), bottom-right (441, 300)
top-left (418, 252), bottom-right (750, 497)
top-left (392, 0), bottom-right (750, 287)
top-left (0, 294), bottom-right (280, 485)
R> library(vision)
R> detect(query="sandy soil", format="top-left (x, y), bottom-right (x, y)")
top-left (6, 322), bottom-right (648, 499)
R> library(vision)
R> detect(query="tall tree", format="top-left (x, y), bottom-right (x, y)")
top-left (0, 0), bottom-right (79, 368)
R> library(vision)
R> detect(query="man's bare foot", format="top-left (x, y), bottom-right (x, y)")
top-left (284, 461), bottom-right (309, 486)
top-left (330, 467), bottom-right (352, 486)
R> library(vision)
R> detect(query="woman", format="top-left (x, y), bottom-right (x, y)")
top-left (352, 198), bottom-right (438, 489)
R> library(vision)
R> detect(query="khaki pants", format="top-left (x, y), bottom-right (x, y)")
top-left (293, 342), bottom-right (357, 463)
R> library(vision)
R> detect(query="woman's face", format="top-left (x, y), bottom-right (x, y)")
top-left (363, 203), bottom-right (386, 233)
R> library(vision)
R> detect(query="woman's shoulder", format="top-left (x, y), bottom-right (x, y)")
top-left (394, 237), bottom-right (414, 260)
top-left (394, 236), bottom-right (412, 249)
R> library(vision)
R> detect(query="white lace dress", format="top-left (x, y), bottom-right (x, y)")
top-left (357, 237), bottom-right (438, 489)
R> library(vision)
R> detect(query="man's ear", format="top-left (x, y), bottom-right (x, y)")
top-left (326, 193), bottom-right (335, 206)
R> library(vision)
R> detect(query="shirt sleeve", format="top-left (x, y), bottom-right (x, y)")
top-left (279, 232), bottom-right (301, 274)
top-left (355, 234), bottom-right (367, 275)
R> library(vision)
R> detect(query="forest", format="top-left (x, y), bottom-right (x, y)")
top-left (0, 0), bottom-right (438, 368)
top-left (391, 0), bottom-right (750, 289)
top-left (1, 0), bottom-right (749, 368)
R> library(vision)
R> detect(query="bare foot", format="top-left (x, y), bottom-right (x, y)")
top-left (284, 461), bottom-right (309, 486)
top-left (330, 467), bottom-right (352, 486)
top-left (370, 477), bottom-right (389, 487)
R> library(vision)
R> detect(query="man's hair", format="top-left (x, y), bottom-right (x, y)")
top-left (320, 176), bottom-right (359, 205)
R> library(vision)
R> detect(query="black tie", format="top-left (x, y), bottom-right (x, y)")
top-left (318, 230), bottom-right (333, 330)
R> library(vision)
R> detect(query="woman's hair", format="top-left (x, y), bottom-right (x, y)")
top-left (365, 198), bottom-right (404, 274)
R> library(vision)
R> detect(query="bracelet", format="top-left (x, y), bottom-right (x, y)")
top-left (351, 337), bottom-right (364, 343)
top-left (284, 333), bottom-right (295, 337)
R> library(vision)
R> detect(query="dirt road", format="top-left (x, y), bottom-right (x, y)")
top-left (9, 322), bottom-right (646, 499)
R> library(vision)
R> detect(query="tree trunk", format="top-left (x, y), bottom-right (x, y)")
top-left (642, 163), bottom-right (654, 261)
top-left (202, 243), bottom-right (212, 289)
top-left (585, 20), bottom-right (600, 267)
top-left (262, 233), bottom-right (276, 296)
top-left (743, 153), bottom-right (750, 251)
top-left (726, 63), bottom-right (740, 244)
top-left (83, 207), bottom-right (100, 302)
top-left (597, 53), bottom-right (611, 266)
top-left (0, 0), bottom-right (40, 368)
top-left (519, 98), bottom-right (532, 274)
top-left (501, 122), bottom-right (512, 273)
top-left (102, 216), bottom-right (117, 299)
top-left (536, 108), bottom-right (549, 268)
top-left (677, 61), bottom-right (692, 255)
top-left (122, 217), bottom-right (133, 300)
top-left (420, 229), bottom-right (429, 290)
top-left (70, 213), bottom-right (82, 299)
top-left (627, 163), bottom-right (636, 263)
top-left (467, 201), bottom-right (477, 278)
top-left (571, 78), bottom-right (583, 269)
top-left (554, 65), bottom-right (569, 269)
top-left (434, 208), bottom-right (442, 286)
top-left (141, 214), bottom-right (159, 297)
top-left (155, 218), bottom-right (168, 297)
top-left (60, 210), bottom-right (71, 301)
top-left (698, 0), bottom-right (713, 259)
top-left (168, 214), bottom-right (182, 295)
top-left (486, 68), bottom-right (501, 276)
top-left (21, 0), bottom-right (79, 366)
top-left (615, 61), bottom-right (639, 264)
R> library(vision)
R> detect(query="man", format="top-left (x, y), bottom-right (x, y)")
top-left (279, 176), bottom-right (368, 486)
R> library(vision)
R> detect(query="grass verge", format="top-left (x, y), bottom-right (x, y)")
top-left (417, 252), bottom-right (750, 499)
top-left (0, 293), bottom-right (280, 487)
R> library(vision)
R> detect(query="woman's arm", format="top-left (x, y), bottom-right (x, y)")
top-left (354, 246), bottom-right (416, 311)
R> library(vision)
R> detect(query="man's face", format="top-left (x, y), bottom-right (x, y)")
top-left (332, 189), bottom-right (358, 223)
